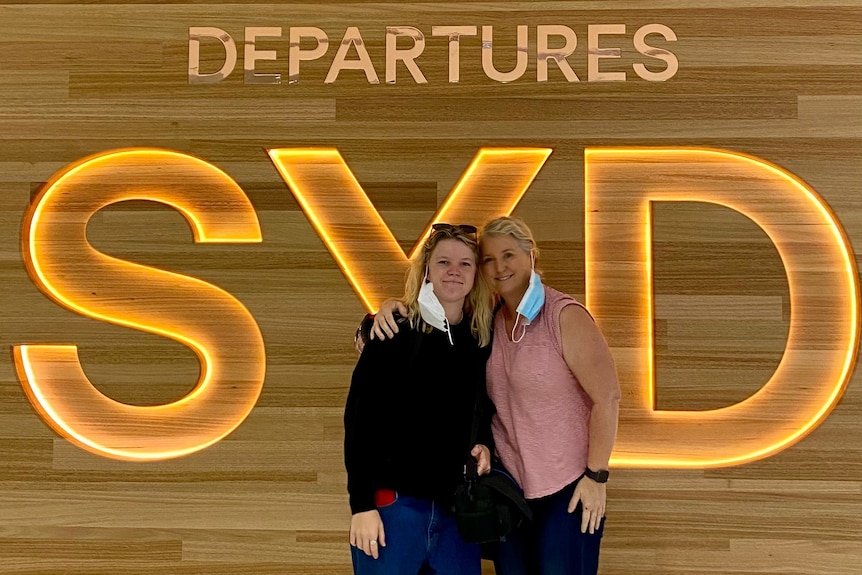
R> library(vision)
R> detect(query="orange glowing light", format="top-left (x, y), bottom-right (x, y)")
top-left (268, 147), bottom-right (552, 311)
top-left (585, 147), bottom-right (860, 467)
top-left (14, 148), bottom-right (266, 461)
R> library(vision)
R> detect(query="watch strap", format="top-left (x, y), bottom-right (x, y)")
top-left (584, 467), bottom-right (609, 483)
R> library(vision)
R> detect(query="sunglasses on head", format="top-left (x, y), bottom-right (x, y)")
top-left (431, 223), bottom-right (478, 237)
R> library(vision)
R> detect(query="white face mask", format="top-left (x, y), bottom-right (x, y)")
top-left (418, 274), bottom-right (455, 345)
top-left (511, 256), bottom-right (545, 343)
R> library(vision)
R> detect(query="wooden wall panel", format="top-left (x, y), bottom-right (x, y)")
top-left (0, 1), bottom-right (860, 573)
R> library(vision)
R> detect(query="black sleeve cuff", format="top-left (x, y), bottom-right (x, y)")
top-left (476, 390), bottom-right (496, 452)
top-left (349, 489), bottom-right (377, 515)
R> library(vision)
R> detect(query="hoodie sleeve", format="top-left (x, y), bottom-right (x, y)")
top-left (475, 374), bottom-right (497, 455)
top-left (343, 338), bottom-right (386, 514)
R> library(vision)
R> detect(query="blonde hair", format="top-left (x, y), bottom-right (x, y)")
top-left (403, 227), bottom-right (493, 347)
top-left (480, 216), bottom-right (540, 269)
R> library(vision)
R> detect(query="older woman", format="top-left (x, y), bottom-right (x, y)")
top-left (368, 217), bottom-right (621, 575)
top-left (345, 223), bottom-right (495, 575)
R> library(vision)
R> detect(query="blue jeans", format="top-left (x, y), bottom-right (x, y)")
top-left (351, 493), bottom-right (481, 575)
top-left (493, 477), bottom-right (604, 575)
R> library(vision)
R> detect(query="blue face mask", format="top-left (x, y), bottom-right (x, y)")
top-left (511, 263), bottom-right (544, 343)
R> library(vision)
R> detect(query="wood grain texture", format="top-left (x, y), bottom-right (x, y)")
top-left (0, 0), bottom-right (860, 573)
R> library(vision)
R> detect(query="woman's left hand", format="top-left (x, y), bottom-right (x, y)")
top-left (471, 444), bottom-right (492, 475)
top-left (568, 477), bottom-right (606, 534)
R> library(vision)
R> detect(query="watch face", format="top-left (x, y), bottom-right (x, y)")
top-left (587, 468), bottom-right (609, 483)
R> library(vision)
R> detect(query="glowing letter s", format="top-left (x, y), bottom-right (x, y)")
top-left (586, 148), bottom-right (860, 467)
top-left (14, 149), bottom-right (266, 461)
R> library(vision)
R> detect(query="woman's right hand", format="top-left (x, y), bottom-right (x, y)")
top-left (471, 444), bottom-right (492, 476)
top-left (370, 299), bottom-right (408, 340)
top-left (350, 510), bottom-right (386, 559)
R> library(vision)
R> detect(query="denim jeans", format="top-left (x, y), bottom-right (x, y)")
top-left (493, 477), bottom-right (604, 575)
top-left (351, 493), bottom-right (481, 575)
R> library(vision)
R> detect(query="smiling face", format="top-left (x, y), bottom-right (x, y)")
top-left (480, 233), bottom-right (533, 302)
top-left (426, 238), bottom-right (477, 306)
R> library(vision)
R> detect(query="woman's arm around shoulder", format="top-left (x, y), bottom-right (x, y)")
top-left (353, 299), bottom-right (409, 353)
top-left (370, 299), bottom-right (408, 340)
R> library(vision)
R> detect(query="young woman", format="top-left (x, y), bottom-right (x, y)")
top-left (368, 217), bottom-right (621, 575)
top-left (344, 223), bottom-right (495, 575)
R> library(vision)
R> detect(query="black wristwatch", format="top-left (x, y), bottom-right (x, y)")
top-left (584, 467), bottom-right (609, 483)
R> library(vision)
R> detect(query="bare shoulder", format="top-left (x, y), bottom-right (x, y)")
top-left (558, 303), bottom-right (618, 396)
top-left (559, 302), bottom-right (609, 352)
top-left (559, 302), bottom-right (594, 326)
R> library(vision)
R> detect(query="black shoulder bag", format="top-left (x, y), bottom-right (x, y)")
top-left (452, 385), bottom-right (532, 544)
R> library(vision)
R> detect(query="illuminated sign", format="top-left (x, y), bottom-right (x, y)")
top-left (189, 24), bottom-right (678, 84)
top-left (586, 148), bottom-right (860, 467)
top-left (268, 147), bottom-right (552, 311)
top-left (11, 147), bottom-right (859, 466)
top-left (14, 150), bottom-right (266, 461)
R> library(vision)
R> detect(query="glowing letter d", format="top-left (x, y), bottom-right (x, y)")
top-left (586, 148), bottom-right (860, 467)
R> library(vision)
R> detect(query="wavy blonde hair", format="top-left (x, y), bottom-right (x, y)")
top-left (403, 226), bottom-right (493, 347)
top-left (479, 216), bottom-right (540, 269)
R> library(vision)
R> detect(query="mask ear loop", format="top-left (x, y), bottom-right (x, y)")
top-left (511, 314), bottom-right (525, 343)
top-left (511, 249), bottom-right (536, 344)
top-left (438, 264), bottom-right (453, 344)
top-left (424, 266), bottom-right (455, 345)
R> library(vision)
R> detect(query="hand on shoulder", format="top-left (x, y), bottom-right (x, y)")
top-left (370, 299), bottom-right (408, 341)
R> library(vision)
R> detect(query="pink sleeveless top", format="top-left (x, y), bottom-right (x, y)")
top-left (486, 285), bottom-right (593, 499)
